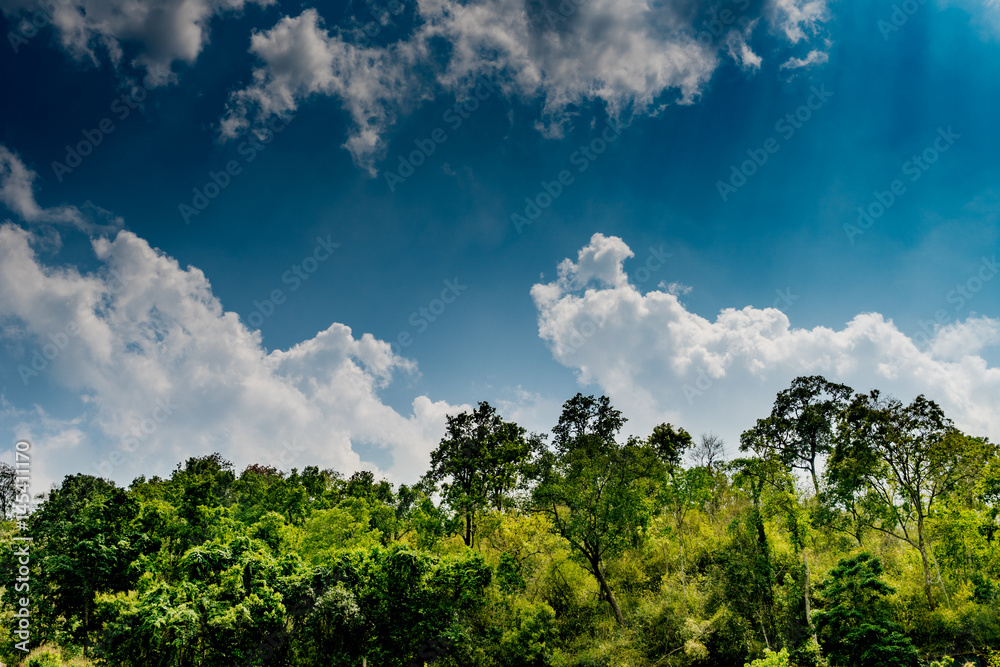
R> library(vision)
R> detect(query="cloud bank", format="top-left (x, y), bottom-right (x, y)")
top-left (0, 222), bottom-right (464, 489)
top-left (531, 233), bottom-right (1000, 447)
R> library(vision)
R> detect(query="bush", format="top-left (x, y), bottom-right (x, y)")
top-left (745, 648), bottom-right (790, 667)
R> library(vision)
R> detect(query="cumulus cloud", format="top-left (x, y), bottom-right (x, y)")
top-left (531, 233), bottom-right (1000, 448)
top-left (0, 223), bottom-right (464, 486)
top-left (0, 144), bottom-right (120, 234)
top-left (0, 0), bottom-right (272, 76)
top-left (222, 0), bottom-right (830, 171)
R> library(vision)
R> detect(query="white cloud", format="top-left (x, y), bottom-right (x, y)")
top-left (0, 223), bottom-right (465, 486)
top-left (494, 385), bottom-right (563, 438)
top-left (779, 48), bottom-right (829, 70)
top-left (1, 145), bottom-right (89, 231)
top-left (531, 233), bottom-right (1000, 448)
top-left (664, 281), bottom-right (693, 296)
top-left (724, 17), bottom-right (763, 71)
top-left (0, 0), bottom-right (272, 76)
top-left (768, 0), bottom-right (829, 43)
top-left (0, 144), bottom-right (121, 233)
top-left (219, 8), bottom-right (430, 172)
top-left (222, 0), bottom-right (830, 171)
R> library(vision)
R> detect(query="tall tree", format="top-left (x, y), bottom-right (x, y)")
top-left (424, 402), bottom-right (531, 547)
top-left (692, 432), bottom-right (726, 470)
top-left (648, 422), bottom-right (706, 604)
top-left (529, 393), bottom-right (661, 625)
top-left (741, 375), bottom-right (852, 637)
top-left (0, 462), bottom-right (17, 520)
top-left (728, 456), bottom-right (786, 646)
top-left (827, 390), bottom-right (995, 607)
top-left (740, 375), bottom-right (853, 495)
top-left (658, 463), bottom-right (714, 605)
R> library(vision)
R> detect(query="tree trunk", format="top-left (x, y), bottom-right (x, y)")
top-left (591, 558), bottom-right (625, 626)
top-left (464, 511), bottom-right (473, 548)
top-left (929, 546), bottom-right (951, 605)
top-left (679, 534), bottom-right (687, 607)
top-left (803, 548), bottom-right (817, 641)
top-left (918, 518), bottom-right (934, 608)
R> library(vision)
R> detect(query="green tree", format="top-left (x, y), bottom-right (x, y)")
top-left (529, 393), bottom-right (661, 626)
top-left (827, 391), bottom-right (995, 607)
top-left (1, 474), bottom-right (142, 652)
top-left (727, 456), bottom-right (787, 648)
top-left (96, 532), bottom-right (288, 667)
top-left (813, 552), bottom-right (919, 667)
top-left (740, 375), bottom-right (853, 496)
top-left (740, 376), bottom-right (853, 645)
top-left (658, 462), bottom-right (714, 605)
top-left (424, 401), bottom-right (532, 547)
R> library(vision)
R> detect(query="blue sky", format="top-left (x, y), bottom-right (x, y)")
top-left (0, 0), bottom-right (998, 491)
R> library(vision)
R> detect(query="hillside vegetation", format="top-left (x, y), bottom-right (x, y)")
top-left (2, 376), bottom-right (999, 667)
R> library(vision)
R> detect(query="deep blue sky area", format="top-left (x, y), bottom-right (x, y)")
top-left (1, 0), bottom-right (998, 487)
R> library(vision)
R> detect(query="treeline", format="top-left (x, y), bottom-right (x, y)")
top-left (1, 376), bottom-right (999, 667)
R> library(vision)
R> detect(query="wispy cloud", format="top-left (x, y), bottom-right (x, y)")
top-left (0, 144), bottom-right (121, 234)
top-left (221, 0), bottom-right (832, 173)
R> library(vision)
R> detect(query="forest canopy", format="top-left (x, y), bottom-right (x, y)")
top-left (2, 375), bottom-right (998, 667)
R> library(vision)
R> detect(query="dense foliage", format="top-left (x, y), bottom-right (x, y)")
top-left (2, 376), bottom-right (999, 667)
